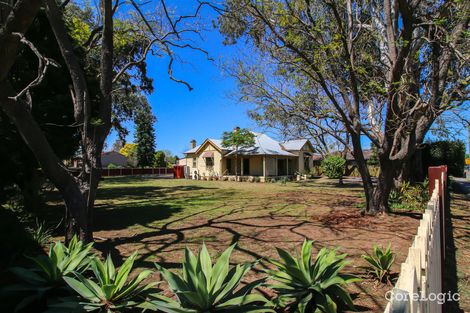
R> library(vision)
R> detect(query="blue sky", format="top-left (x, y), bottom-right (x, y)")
top-left (106, 2), bottom-right (260, 157)
top-left (106, 1), bottom-right (469, 157)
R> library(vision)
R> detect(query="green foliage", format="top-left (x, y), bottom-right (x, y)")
top-left (154, 151), bottom-right (166, 168)
top-left (61, 252), bottom-right (154, 312)
top-left (268, 240), bottom-right (358, 313)
top-left (362, 244), bottom-right (395, 283)
top-left (221, 128), bottom-right (256, 151)
top-left (107, 163), bottom-right (119, 169)
top-left (422, 140), bottom-right (466, 177)
top-left (10, 236), bottom-right (94, 286)
top-left (389, 180), bottom-right (429, 212)
top-left (135, 98), bottom-right (156, 168)
top-left (3, 236), bottom-right (94, 312)
top-left (321, 156), bottom-right (346, 180)
top-left (150, 243), bottom-right (273, 313)
top-left (367, 146), bottom-right (379, 166)
top-left (120, 143), bottom-right (137, 167)
top-left (26, 218), bottom-right (54, 247)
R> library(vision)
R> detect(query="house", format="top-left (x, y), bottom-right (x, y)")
top-left (101, 151), bottom-right (128, 168)
top-left (183, 132), bottom-right (315, 181)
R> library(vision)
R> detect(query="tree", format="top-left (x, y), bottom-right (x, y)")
top-left (218, 0), bottom-right (469, 214)
top-left (111, 139), bottom-right (124, 152)
top-left (0, 0), bottom-right (209, 241)
top-left (0, 11), bottom-right (79, 209)
top-left (119, 143), bottom-right (137, 167)
top-left (154, 151), bottom-right (166, 168)
top-left (221, 127), bottom-right (255, 180)
top-left (321, 156), bottom-right (346, 185)
top-left (135, 98), bottom-right (156, 168)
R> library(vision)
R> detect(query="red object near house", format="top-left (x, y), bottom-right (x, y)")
top-left (173, 165), bottom-right (185, 179)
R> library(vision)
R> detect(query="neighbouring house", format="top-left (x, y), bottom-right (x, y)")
top-left (101, 151), bottom-right (128, 168)
top-left (183, 132), bottom-right (315, 181)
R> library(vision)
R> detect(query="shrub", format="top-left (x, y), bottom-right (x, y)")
top-left (150, 244), bottom-right (273, 313)
top-left (268, 240), bottom-right (358, 312)
top-left (362, 244), bottom-right (395, 283)
top-left (26, 218), bottom-right (54, 247)
top-left (321, 156), bottom-right (346, 182)
top-left (422, 140), bottom-right (465, 177)
top-left (389, 180), bottom-right (429, 212)
top-left (60, 252), bottom-right (154, 312)
top-left (107, 163), bottom-right (119, 169)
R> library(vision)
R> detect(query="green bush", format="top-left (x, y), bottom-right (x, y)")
top-left (321, 156), bottom-right (346, 180)
top-left (362, 244), bottom-right (395, 283)
top-left (389, 180), bottom-right (429, 212)
top-left (268, 240), bottom-right (358, 313)
top-left (422, 140), bottom-right (465, 177)
top-left (150, 243), bottom-right (273, 313)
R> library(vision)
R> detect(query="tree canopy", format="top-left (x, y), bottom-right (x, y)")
top-left (218, 0), bottom-right (469, 213)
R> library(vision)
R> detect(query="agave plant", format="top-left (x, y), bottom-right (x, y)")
top-left (60, 252), bottom-right (155, 312)
top-left (362, 244), bottom-right (395, 283)
top-left (268, 240), bottom-right (359, 313)
top-left (149, 243), bottom-right (274, 313)
top-left (2, 236), bottom-right (94, 312)
top-left (10, 235), bottom-right (94, 286)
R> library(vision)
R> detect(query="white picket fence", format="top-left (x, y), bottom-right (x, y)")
top-left (384, 176), bottom-right (444, 313)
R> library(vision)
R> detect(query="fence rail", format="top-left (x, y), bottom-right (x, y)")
top-left (384, 166), bottom-right (447, 313)
top-left (101, 167), bottom-right (174, 177)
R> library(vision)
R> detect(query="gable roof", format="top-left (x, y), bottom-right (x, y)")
top-left (185, 139), bottom-right (225, 154)
top-left (281, 139), bottom-right (310, 151)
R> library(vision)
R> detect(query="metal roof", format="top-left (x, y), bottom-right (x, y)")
top-left (185, 133), bottom-right (309, 157)
top-left (281, 139), bottom-right (309, 151)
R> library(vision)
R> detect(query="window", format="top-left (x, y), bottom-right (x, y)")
top-left (205, 157), bottom-right (214, 167)
top-left (192, 158), bottom-right (196, 168)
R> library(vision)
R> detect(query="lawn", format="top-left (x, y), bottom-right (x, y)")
top-left (46, 176), bottom-right (419, 312)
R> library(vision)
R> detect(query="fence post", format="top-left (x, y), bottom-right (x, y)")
top-left (428, 166), bottom-right (447, 306)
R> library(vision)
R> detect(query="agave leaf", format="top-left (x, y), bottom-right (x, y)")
top-left (63, 276), bottom-right (100, 302)
top-left (314, 292), bottom-right (337, 313)
top-left (148, 295), bottom-right (199, 313)
top-left (300, 240), bottom-right (313, 273)
top-left (91, 257), bottom-right (108, 286)
top-left (210, 244), bottom-right (235, 293)
top-left (217, 294), bottom-right (271, 308)
top-left (232, 277), bottom-right (266, 298)
top-left (114, 252), bottom-right (137, 292)
top-left (114, 269), bottom-right (152, 300)
top-left (9, 267), bottom-right (46, 285)
top-left (296, 292), bottom-right (312, 313)
top-left (105, 254), bottom-right (116, 282)
top-left (327, 285), bottom-right (355, 309)
top-left (198, 244), bottom-right (212, 286)
top-left (213, 263), bottom-right (251, 304)
top-left (156, 264), bottom-right (190, 294)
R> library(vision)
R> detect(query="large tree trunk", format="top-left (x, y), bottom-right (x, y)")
top-left (348, 132), bottom-right (377, 213)
top-left (369, 157), bottom-right (397, 214)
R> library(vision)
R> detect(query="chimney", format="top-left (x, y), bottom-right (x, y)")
top-left (233, 126), bottom-right (240, 132)
top-left (190, 139), bottom-right (196, 149)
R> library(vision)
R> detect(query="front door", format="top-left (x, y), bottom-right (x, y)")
top-left (243, 158), bottom-right (250, 175)
top-left (277, 159), bottom-right (287, 176)
top-left (226, 158), bottom-right (232, 175)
